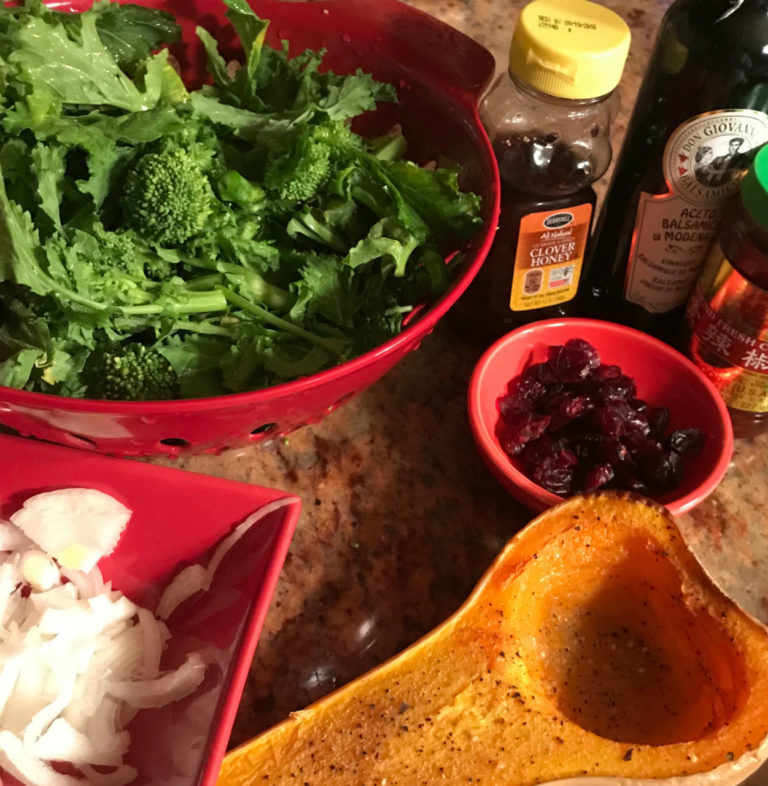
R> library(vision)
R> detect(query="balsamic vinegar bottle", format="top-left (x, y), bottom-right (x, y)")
top-left (583, 0), bottom-right (768, 342)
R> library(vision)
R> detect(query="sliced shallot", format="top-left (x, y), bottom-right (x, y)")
top-left (10, 488), bottom-right (131, 573)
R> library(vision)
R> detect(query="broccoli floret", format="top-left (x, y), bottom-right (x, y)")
top-left (84, 343), bottom-right (179, 401)
top-left (264, 129), bottom-right (329, 203)
top-left (88, 222), bottom-right (174, 281)
top-left (122, 144), bottom-right (214, 246)
top-left (263, 121), bottom-right (363, 203)
top-left (314, 121), bottom-right (364, 160)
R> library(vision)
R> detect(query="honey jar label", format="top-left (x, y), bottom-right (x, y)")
top-left (687, 250), bottom-right (768, 413)
top-left (624, 109), bottom-right (768, 314)
top-left (509, 202), bottom-right (591, 312)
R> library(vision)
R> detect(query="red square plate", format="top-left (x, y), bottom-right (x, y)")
top-left (0, 434), bottom-right (301, 786)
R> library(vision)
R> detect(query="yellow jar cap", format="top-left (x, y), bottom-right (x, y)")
top-left (509, 0), bottom-right (631, 100)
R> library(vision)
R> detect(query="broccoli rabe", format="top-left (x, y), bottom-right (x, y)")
top-left (264, 121), bottom-right (363, 203)
top-left (122, 143), bottom-right (215, 246)
top-left (0, 0), bottom-right (484, 400)
top-left (93, 225), bottom-right (172, 281)
top-left (84, 342), bottom-right (179, 401)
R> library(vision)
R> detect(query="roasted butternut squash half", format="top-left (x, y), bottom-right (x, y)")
top-left (219, 494), bottom-right (768, 786)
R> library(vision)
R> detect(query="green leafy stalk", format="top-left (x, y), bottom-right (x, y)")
top-left (222, 288), bottom-right (344, 356)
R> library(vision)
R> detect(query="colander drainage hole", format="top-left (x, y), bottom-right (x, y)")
top-left (159, 437), bottom-right (190, 448)
top-left (250, 423), bottom-right (277, 436)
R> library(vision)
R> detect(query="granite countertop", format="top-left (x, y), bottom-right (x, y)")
top-left (149, 0), bottom-right (768, 780)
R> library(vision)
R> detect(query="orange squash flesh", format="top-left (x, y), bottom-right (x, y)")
top-left (219, 494), bottom-right (768, 786)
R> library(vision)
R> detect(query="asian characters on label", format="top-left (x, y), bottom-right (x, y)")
top-left (687, 253), bottom-right (768, 413)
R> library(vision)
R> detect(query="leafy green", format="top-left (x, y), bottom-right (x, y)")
top-left (0, 0), bottom-right (482, 400)
top-left (10, 15), bottom-right (167, 112)
top-left (86, 2), bottom-right (181, 76)
top-left (384, 160), bottom-right (484, 242)
top-left (223, 0), bottom-right (267, 82)
top-left (30, 142), bottom-right (66, 230)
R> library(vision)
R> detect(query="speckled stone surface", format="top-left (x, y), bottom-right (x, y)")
top-left (150, 1), bottom-right (768, 781)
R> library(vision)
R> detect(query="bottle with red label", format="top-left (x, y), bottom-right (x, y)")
top-left (456, 0), bottom-right (630, 343)
top-left (686, 145), bottom-right (768, 438)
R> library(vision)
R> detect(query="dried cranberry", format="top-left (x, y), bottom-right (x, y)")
top-left (584, 462), bottom-right (615, 491)
top-left (647, 406), bottom-right (670, 437)
top-left (498, 394), bottom-right (531, 423)
top-left (560, 394), bottom-right (595, 419)
top-left (613, 463), bottom-right (648, 493)
top-left (564, 338), bottom-right (601, 370)
top-left (554, 445), bottom-right (579, 469)
top-left (622, 408), bottom-right (651, 437)
top-left (537, 381), bottom-right (565, 408)
top-left (541, 390), bottom-right (569, 415)
top-left (638, 450), bottom-right (682, 492)
top-left (593, 405), bottom-right (624, 438)
top-left (522, 436), bottom-right (558, 467)
top-left (598, 374), bottom-right (638, 401)
top-left (547, 413), bottom-right (573, 433)
top-left (501, 412), bottom-right (551, 456)
top-left (668, 428), bottom-right (706, 455)
top-left (540, 392), bottom-right (592, 430)
top-left (532, 458), bottom-right (574, 496)
top-left (593, 364), bottom-right (623, 381)
top-left (548, 344), bottom-right (594, 383)
top-left (623, 432), bottom-right (663, 456)
top-left (526, 362), bottom-right (558, 385)
top-left (514, 375), bottom-right (546, 403)
top-left (554, 419), bottom-right (601, 444)
top-left (572, 440), bottom-right (599, 462)
top-left (598, 438), bottom-right (629, 466)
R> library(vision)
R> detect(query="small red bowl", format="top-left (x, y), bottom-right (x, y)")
top-left (0, 434), bottom-right (301, 786)
top-left (468, 318), bottom-right (734, 516)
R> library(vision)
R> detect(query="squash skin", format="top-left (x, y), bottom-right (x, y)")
top-left (219, 493), bottom-right (768, 786)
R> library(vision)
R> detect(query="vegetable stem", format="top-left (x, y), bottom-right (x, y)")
top-left (112, 316), bottom-right (236, 337)
top-left (221, 288), bottom-right (342, 356)
top-left (120, 289), bottom-right (229, 316)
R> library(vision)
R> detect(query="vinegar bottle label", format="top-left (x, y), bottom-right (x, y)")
top-left (509, 202), bottom-right (592, 312)
top-left (623, 109), bottom-right (768, 314)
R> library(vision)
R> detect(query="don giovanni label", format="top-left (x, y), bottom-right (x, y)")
top-left (624, 109), bottom-right (768, 314)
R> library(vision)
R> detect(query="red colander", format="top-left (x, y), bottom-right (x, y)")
top-left (0, 0), bottom-right (500, 457)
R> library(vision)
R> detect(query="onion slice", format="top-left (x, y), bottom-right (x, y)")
top-left (0, 730), bottom-right (84, 786)
top-left (106, 651), bottom-right (208, 709)
top-left (155, 564), bottom-right (207, 621)
top-left (204, 498), bottom-right (292, 585)
top-left (31, 717), bottom-right (128, 767)
top-left (137, 607), bottom-right (168, 678)
top-left (10, 489), bottom-right (131, 573)
top-left (0, 521), bottom-right (33, 553)
top-left (156, 497), bottom-right (293, 620)
top-left (60, 566), bottom-right (107, 600)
